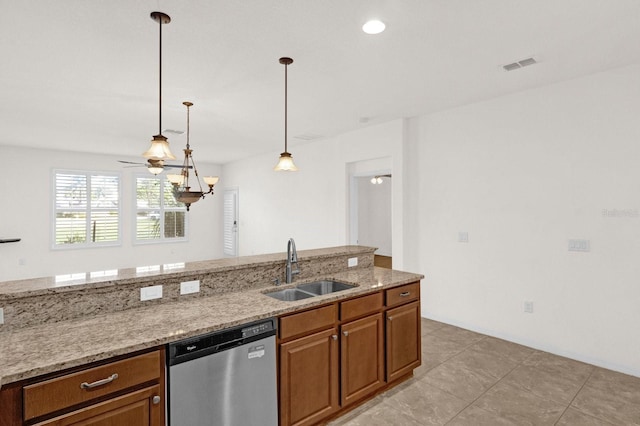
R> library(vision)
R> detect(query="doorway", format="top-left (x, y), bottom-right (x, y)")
top-left (348, 159), bottom-right (392, 268)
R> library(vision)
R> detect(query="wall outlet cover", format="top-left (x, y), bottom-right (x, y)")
top-left (180, 280), bottom-right (200, 295)
top-left (458, 232), bottom-right (469, 243)
top-left (524, 301), bottom-right (534, 313)
top-left (568, 239), bottom-right (590, 252)
top-left (348, 257), bottom-right (358, 267)
top-left (140, 285), bottom-right (163, 301)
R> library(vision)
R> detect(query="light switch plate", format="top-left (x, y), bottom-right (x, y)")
top-left (140, 285), bottom-right (163, 301)
top-left (180, 280), bottom-right (200, 295)
top-left (348, 257), bottom-right (358, 267)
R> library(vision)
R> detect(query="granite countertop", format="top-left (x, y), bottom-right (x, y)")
top-left (0, 267), bottom-right (422, 388)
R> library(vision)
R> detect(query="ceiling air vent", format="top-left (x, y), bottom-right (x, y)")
top-left (503, 57), bottom-right (537, 71)
top-left (294, 134), bottom-right (322, 141)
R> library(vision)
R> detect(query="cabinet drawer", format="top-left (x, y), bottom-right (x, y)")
top-left (23, 351), bottom-right (161, 421)
top-left (386, 282), bottom-right (420, 308)
top-left (279, 304), bottom-right (337, 340)
top-left (340, 292), bottom-right (383, 322)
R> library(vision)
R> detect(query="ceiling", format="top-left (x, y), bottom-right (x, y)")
top-left (2, 0), bottom-right (640, 164)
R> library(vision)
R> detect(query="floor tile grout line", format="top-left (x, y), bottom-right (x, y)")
top-left (440, 337), bottom-right (532, 425)
top-left (444, 347), bottom-right (545, 424)
top-left (552, 367), bottom-right (612, 426)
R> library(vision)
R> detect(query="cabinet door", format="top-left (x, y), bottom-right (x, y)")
top-left (279, 328), bottom-right (339, 426)
top-left (386, 301), bottom-right (421, 383)
top-left (340, 313), bottom-right (384, 407)
top-left (34, 385), bottom-right (162, 426)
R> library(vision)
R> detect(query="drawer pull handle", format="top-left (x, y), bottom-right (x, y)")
top-left (80, 373), bottom-right (118, 390)
top-left (400, 291), bottom-right (410, 297)
top-left (343, 331), bottom-right (349, 337)
top-left (331, 334), bottom-right (338, 341)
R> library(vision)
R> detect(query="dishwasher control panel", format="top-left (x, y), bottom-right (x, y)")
top-left (242, 321), bottom-right (274, 338)
top-left (168, 318), bottom-right (277, 365)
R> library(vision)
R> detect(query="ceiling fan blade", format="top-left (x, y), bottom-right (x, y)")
top-left (164, 164), bottom-right (193, 169)
top-left (118, 160), bottom-right (146, 165)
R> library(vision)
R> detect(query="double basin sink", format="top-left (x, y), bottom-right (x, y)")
top-left (264, 280), bottom-right (357, 301)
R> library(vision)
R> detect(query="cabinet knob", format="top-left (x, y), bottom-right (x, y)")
top-left (152, 395), bottom-right (161, 405)
top-left (388, 316), bottom-right (393, 321)
top-left (343, 331), bottom-right (349, 337)
top-left (331, 334), bottom-right (338, 340)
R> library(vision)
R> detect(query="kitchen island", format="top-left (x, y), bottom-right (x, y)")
top-left (0, 246), bottom-right (423, 425)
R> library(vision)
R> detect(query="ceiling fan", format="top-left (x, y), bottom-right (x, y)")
top-left (117, 159), bottom-right (191, 175)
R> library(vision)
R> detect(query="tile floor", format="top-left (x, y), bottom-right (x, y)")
top-left (328, 318), bottom-right (640, 425)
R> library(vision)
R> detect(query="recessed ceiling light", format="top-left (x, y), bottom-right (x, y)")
top-left (362, 20), bottom-right (385, 35)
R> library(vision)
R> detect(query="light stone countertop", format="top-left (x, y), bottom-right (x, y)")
top-left (0, 246), bottom-right (372, 298)
top-left (0, 267), bottom-right (422, 388)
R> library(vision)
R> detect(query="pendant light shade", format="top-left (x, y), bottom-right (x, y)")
top-left (274, 57), bottom-right (298, 172)
top-left (143, 12), bottom-right (176, 163)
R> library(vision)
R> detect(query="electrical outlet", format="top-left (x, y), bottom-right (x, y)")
top-left (568, 239), bottom-right (590, 252)
top-left (180, 280), bottom-right (200, 295)
top-left (348, 257), bottom-right (358, 267)
top-left (458, 232), bottom-right (469, 243)
top-left (524, 301), bottom-right (534, 313)
top-left (140, 285), bottom-right (163, 301)
top-left (0, 308), bottom-right (4, 325)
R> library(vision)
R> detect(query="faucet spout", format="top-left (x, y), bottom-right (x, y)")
top-left (285, 238), bottom-right (300, 284)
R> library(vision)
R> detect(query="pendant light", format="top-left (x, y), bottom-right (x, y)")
top-left (166, 102), bottom-right (219, 211)
top-left (274, 57), bottom-right (298, 171)
top-left (142, 11), bottom-right (176, 166)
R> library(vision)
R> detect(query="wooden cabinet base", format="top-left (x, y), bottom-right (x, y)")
top-left (33, 385), bottom-right (162, 426)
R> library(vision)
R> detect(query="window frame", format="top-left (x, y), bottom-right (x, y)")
top-left (133, 173), bottom-right (189, 244)
top-left (51, 169), bottom-right (122, 250)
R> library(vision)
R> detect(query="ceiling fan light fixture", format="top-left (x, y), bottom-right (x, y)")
top-left (143, 135), bottom-right (176, 161)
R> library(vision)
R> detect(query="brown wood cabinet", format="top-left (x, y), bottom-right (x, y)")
top-left (0, 348), bottom-right (164, 426)
top-left (340, 313), bottom-right (384, 406)
top-left (278, 283), bottom-right (422, 426)
top-left (279, 327), bottom-right (339, 426)
top-left (385, 282), bottom-right (421, 384)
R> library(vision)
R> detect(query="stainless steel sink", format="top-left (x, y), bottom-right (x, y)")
top-left (264, 280), bottom-right (357, 301)
top-left (264, 288), bottom-right (315, 301)
top-left (296, 280), bottom-right (356, 295)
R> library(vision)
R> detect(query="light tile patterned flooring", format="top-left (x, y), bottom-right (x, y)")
top-left (329, 318), bottom-right (640, 425)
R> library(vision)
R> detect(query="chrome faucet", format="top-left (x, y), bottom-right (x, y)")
top-left (285, 238), bottom-right (300, 284)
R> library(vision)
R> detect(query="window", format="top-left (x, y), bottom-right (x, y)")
top-left (53, 171), bottom-right (120, 248)
top-left (135, 175), bottom-right (187, 242)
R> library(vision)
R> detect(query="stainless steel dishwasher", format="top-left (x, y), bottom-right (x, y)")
top-left (167, 318), bottom-right (278, 426)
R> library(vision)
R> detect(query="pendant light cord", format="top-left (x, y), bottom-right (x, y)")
top-left (158, 17), bottom-right (163, 136)
top-left (284, 62), bottom-right (288, 153)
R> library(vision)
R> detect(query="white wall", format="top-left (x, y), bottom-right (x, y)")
top-left (418, 64), bottom-right (640, 377)
top-left (0, 146), bottom-right (224, 281)
top-left (222, 120), bottom-right (405, 259)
